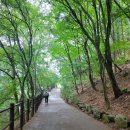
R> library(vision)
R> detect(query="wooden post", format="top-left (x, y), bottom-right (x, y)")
top-left (40, 93), bottom-right (42, 103)
top-left (20, 101), bottom-right (24, 130)
top-left (35, 97), bottom-right (37, 113)
top-left (26, 99), bottom-right (30, 122)
top-left (10, 103), bottom-right (14, 130)
top-left (31, 98), bottom-right (35, 117)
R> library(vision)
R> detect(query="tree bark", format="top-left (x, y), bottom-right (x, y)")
top-left (105, 0), bottom-right (122, 98)
top-left (100, 64), bottom-right (110, 109)
top-left (64, 43), bottom-right (79, 94)
top-left (83, 41), bottom-right (97, 91)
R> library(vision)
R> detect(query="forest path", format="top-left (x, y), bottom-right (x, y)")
top-left (23, 88), bottom-right (112, 130)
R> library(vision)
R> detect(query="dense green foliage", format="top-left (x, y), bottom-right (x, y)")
top-left (48, 0), bottom-right (130, 105)
top-left (0, 0), bottom-right (130, 121)
top-left (0, 0), bottom-right (58, 109)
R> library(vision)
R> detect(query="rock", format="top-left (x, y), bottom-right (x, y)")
top-left (102, 114), bottom-right (115, 123)
top-left (68, 99), bottom-right (72, 104)
top-left (85, 104), bottom-right (89, 111)
top-left (102, 114), bottom-right (109, 123)
top-left (81, 109), bottom-right (86, 112)
top-left (77, 102), bottom-right (84, 106)
top-left (92, 107), bottom-right (101, 119)
top-left (115, 114), bottom-right (128, 128)
top-left (74, 99), bottom-right (80, 106)
top-left (108, 115), bottom-right (115, 122)
top-left (87, 105), bottom-right (93, 114)
top-left (78, 102), bottom-right (86, 109)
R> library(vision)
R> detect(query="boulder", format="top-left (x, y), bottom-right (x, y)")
top-left (115, 114), bottom-right (128, 128)
top-left (102, 114), bottom-right (115, 123)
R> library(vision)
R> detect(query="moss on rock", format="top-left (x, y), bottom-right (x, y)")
top-left (92, 107), bottom-right (101, 119)
top-left (102, 114), bottom-right (115, 123)
top-left (115, 114), bottom-right (128, 128)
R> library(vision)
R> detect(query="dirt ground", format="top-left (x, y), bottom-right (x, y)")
top-left (78, 64), bottom-right (130, 121)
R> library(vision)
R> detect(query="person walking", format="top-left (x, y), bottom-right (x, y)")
top-left (44, 91), bottom-right (49, 104)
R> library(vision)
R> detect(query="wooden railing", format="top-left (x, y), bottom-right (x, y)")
top-left (0, 93), bottom-right (43, 130)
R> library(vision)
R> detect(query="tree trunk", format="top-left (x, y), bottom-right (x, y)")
top-left (76, 43), bottom-right (84, 92)
top-left (111, 23), bottom-right (116, 73)
top-left (96, 47), bottom-right (122, 98)
top-left (105, 63), bottom-right (122, 98)
top-left (64, 43), bottom-right (79, 94)
top-left (83, 41), bottom-right (97, 91)
top-left (100, 64), bottom-right (110, 109)
top-left (105, 0), bottom-right (122, 98)
top-left (28, 72), bottom-right (35, 97)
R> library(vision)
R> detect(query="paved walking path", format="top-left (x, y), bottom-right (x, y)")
top-left (23, 88), bottom-right (112, 130)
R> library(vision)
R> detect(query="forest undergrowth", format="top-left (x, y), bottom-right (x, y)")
top-left (77, 63), bottom-right (130, 120)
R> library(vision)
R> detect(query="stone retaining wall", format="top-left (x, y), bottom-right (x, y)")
top-left (67, 99), bottom-right (129, 129)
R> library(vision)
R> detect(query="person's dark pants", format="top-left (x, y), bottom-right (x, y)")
top-left (45, 96), bottom-right (48, 103)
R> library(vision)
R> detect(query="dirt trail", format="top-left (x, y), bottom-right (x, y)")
top-left (23, 88), bottom-right (112, 130)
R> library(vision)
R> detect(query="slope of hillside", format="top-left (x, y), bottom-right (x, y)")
top-left (78, 65), bottom-right (130, 120)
